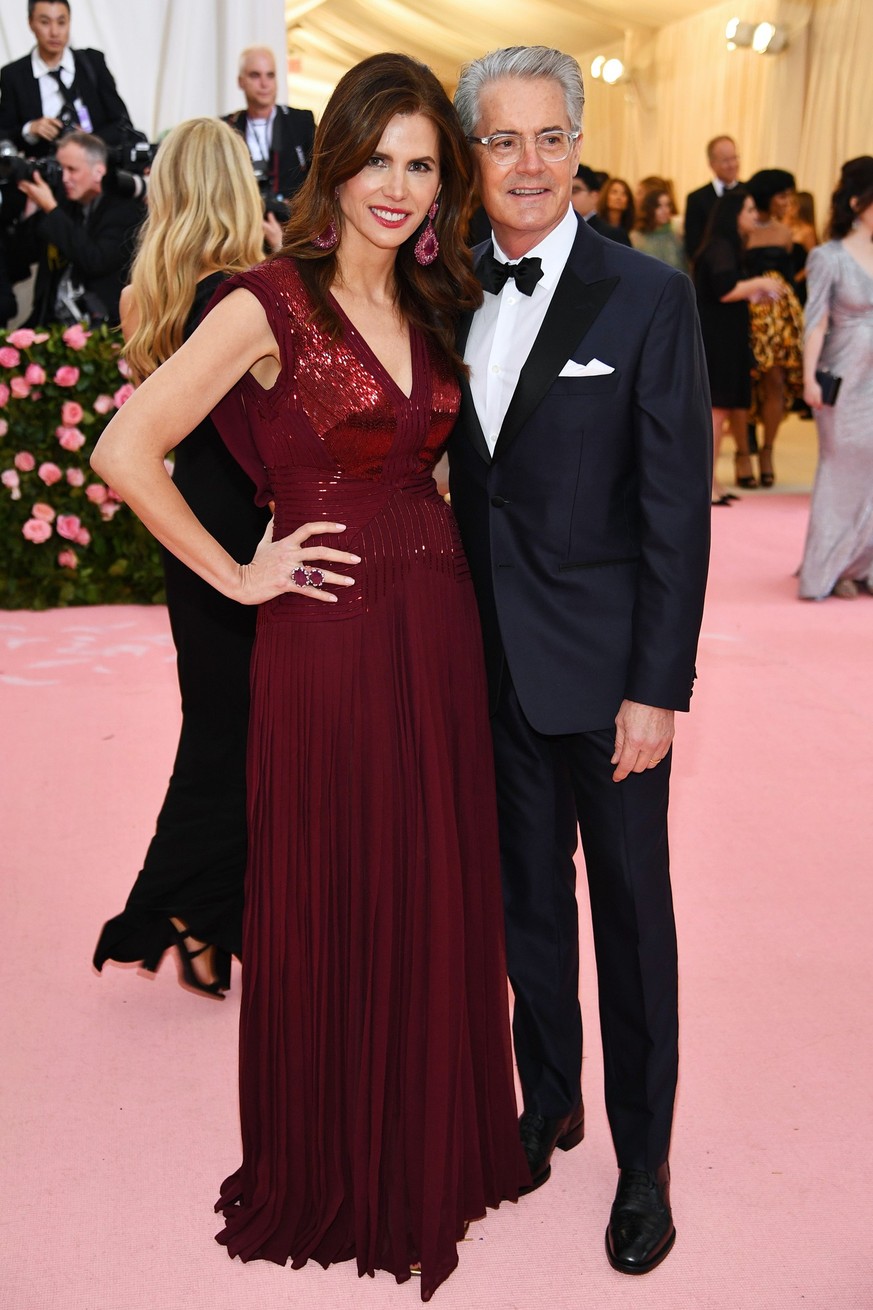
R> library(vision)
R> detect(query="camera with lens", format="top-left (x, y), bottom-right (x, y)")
top-left (102, 133), bottom-right (157, 201)
top-left (251, 159), bottom-right (290, 224)
top-left (0, 140), bottom-right (64, 190)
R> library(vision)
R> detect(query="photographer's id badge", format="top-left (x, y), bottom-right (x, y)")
top-left (74, 99), bottom-right (93, 133)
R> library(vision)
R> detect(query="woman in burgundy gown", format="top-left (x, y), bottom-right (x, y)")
top-left (92, 53), bottom-right (528, 1300)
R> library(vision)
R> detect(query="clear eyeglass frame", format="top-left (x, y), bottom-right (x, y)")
top-left (466, 130), bottom-right (581, 165)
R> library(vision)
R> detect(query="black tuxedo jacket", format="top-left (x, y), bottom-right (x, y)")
top-left (683, 180), bottom-right (745, 260)
top-left (586, 212), bottom-right (632, 246)
top-left (21, 189), bottom-right (145, 326)
top-left (0, 48), bottom-right (133, 155)
top-left (449, 215), bottom-right (712, 736)
top-left (224, 105), bottom-right (315, 200)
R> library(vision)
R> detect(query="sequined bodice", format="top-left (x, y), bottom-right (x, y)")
top-left (212, 259), bottom-right (459, 495)
top-left (209, 259), bottom-right (467, 620)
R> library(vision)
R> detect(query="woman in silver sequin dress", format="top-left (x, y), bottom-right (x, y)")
top-left (800, 157), bottom-right (873, 600)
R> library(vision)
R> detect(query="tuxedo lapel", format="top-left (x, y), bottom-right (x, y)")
top-left (456, 270), bottom-right (492, 466)
top-left (493, 262), bottom-right (618, 461)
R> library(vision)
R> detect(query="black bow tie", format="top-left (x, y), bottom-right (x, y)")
top-left (479, 250), bottom-right (544, 296)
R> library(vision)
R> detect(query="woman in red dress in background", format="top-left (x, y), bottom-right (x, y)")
top-left (92, 53), bottom-right (528, 1300)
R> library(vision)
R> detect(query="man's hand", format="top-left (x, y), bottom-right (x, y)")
top-left (17, 170), bottom-right (58, 214)
top-left (611, 700), bottom-right (674, 782)
top-left (262, 211), bottom-right (284, 253)
top-left (28, 115), bottom-right (63, 143)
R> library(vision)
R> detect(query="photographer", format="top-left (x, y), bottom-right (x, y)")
top-left (0, 1), bottom-right (134, 156)
top-left (222, 46), bottom-right (314, 237)
top-left (15, 129), bottom-right (144, 326)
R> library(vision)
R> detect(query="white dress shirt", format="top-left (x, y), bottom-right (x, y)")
top-left (23, 46), bottom-right (79, 142)
top-left (466, 204), bottom-right (578, 454)
top-left (245, 108), bottom-right (277, 162)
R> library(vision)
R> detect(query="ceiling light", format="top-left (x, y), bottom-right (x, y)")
top-left (602, 58), bottom-right (625, 85)
top-left (752, 21), bottom-right (788, 53)
top-left (590, 55), bottom-right (605, 79)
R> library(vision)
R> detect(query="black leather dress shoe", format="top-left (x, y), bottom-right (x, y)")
top-left (605, 1162), bottom-right (675, 1274)
top-left (518, 1105), bottom-right (584, 1195)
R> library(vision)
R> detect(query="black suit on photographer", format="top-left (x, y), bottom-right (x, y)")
top-left (0, 2), bottom-right (134, 157)
top-left (16, 129), bottom-right (144, 327)
top-left (222, 47), bottom-right (314, 216)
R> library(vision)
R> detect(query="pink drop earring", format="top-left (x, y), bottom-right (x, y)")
top-left (414, 199), bottom-right (440, 266)
top-left (312, 220), bottom-right (338, 250)
top-left (313, 188), bottom-right (340, 250)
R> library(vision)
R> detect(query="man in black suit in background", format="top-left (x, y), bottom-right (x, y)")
top-left (223, 46), bottom-right (315, 210)
top-left (683, 134), bottom-right (742, 260)
top-left (451, 45), bottom-right (711, 1276)
top-left (0, 1), bottom-right (133, 156)
top-left (15, 129), bottom-right (143, 326)
top-left (571, 163), bottom-right (632, 245)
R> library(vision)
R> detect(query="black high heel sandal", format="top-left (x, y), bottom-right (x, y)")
top-left (169, 923), bottom-right (226, 998)
top-left (734, 453), bottom-right (757, 489)
top-left (758, 447), bottom-right (775, 487)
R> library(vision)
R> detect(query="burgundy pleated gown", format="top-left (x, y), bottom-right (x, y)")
top-left (207, 260), bottom-right (528, 1300)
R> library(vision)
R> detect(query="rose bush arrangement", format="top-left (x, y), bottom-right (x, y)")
top-left (0, 324), bottom-right (164, 609)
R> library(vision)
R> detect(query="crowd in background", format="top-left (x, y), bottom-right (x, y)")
top-left (1, 1), bottom-right (871, 614)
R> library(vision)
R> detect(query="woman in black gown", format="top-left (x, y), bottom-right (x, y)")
top-left (93, 119), bottom-right (270, 994)
top-left (694, 191), bottom-right (785, 503)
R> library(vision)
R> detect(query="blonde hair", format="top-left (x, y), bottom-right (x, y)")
top-left (124, 118), bottom-right (264, 383)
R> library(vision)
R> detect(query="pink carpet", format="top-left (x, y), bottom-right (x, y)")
top-left (2, 492), bottom-right (870, 1309)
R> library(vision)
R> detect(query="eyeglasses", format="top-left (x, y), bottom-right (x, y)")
top-left (466, 131), bottom-right (580, 166)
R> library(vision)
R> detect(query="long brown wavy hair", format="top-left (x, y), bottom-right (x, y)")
top-left (279, 52), bottom-right (481, 375)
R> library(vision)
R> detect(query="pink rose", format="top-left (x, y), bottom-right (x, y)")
top-left (100, 500), bottom-right (122, 521)
top-left (57, 549), bottom-right (78, 569)
top-left (113, 382), bottom-right (134, 408)
top-left (14, 451), bottom-right (36, 471)
top-left (0, 346), bottom-right (21, 368)
top-left (10, 376), bottom-right (30, 399)
top-left (0, 418), bottom-right (8, 438)
top-left (62, 325), bottom-right (90, 350)
top-left (1, 468), bottom-right (20, 490)
top-left (117, 357), bottom-right (131, 378)
top-left (93, 393), bottom-right (115, 415)
top-left (6, 328), bottom-right (36, 349)
top-left (24, 362), bottom-right (47, 386)
top-left (0, 382), bottom-right (10, 407)
top-left (56, 513), bottom-right (82, 541)
top-left (32, 333), bottom-right (50, 344)
top-left (75, 526), bottom-right (91, 547)
top-left (53, 365), bottom-right (80, 387)
top-left (85, 482), bottom-right (108, 505)
top-left (61, 399), bottom-right (84, 425)
top-left (56, 426), bottom-right (86, 451)
top-left (22, 517), bottom-right (52, 543)
top-left (38, 461), bottom-right (63, 485)
top-left (32, 502), bottom-right (56, 522)
top-left (66, 467), bottom-right (85, 487)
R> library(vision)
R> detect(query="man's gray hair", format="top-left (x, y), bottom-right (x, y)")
top-left (454, 46), bottom-right (585, 136)
top-left (57, 130), bottom-right (107, 165)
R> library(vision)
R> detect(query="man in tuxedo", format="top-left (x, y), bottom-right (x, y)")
top-left (223, 47), bottom-right (315, 211)
top-left (15, 129), bottom-right (143, 325)
top-left (451, 46), bottom-right (711, 1274)
top-left (571, 163), bottom-right (631, 245)
top-left (0, 1), bottom-right (133, 156)
top-left (683, 134), bottom-right (741, 260)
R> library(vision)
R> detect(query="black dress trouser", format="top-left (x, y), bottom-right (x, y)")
top-left (491, 670), bottom-right (678, 1173)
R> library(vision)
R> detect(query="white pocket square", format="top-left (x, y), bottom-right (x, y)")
top-left (559, 357), bottom-right (615, 377)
